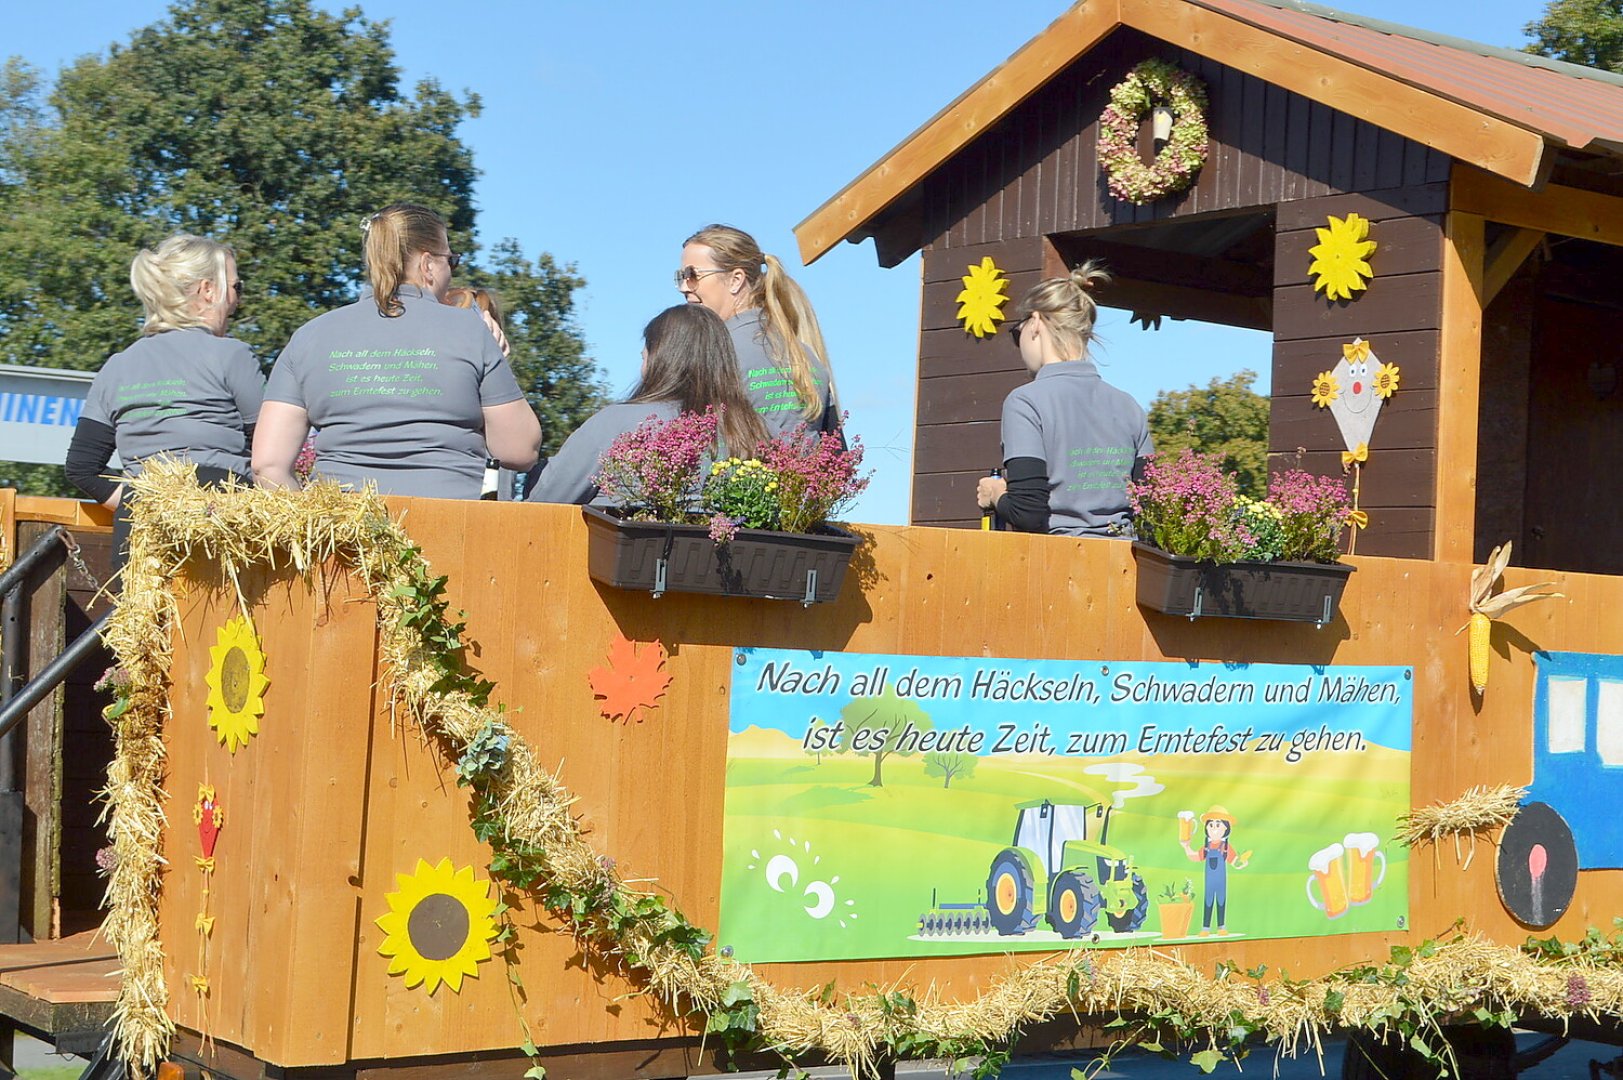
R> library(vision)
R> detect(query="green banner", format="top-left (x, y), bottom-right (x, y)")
top-left (719, 649), bottom-right (1411, 963)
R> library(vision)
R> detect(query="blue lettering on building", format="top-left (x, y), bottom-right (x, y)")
top-left (0, 394), bottom-right (85, 426)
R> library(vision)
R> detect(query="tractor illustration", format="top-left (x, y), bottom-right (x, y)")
top-left (985, 798), bottom-right (1149, 938)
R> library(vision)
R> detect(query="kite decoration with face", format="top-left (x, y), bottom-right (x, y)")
top-left (1312, 338), bottom-right (1400, 552)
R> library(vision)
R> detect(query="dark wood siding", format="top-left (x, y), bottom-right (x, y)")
top-left (907, 27), bottom-right (1453, 541)
top-left (1269, 188), bottom-right (1446, 560)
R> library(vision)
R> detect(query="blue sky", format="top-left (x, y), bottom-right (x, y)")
top-left (9, 1), bottom-right (1544, 522)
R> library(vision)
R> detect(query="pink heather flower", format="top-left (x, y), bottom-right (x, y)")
top-left (293, 433), bottom-right (318, 484)
top-left (708, 514), bottom-right (740, 545)
top-left (1567, 974), bottom-right (1592, 1009)
top-left (592, 409), bottom-right (722, 522)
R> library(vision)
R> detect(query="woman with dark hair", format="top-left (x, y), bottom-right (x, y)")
top-left (527, 304), bottom-right (768, 505)
top-left (676, 224), bottom-right (840, 437)
top-left (252, 202), bottom-right (540, 497)
top-left (975, 261), bottom-right (1152, 536)
top-left (65, 233), bottom-right (261, 562)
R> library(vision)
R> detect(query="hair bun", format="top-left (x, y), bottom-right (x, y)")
top-left (1069, 258), bottom-right (1111, 292)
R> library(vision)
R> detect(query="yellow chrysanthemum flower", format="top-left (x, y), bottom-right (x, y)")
top-left (1310, 371), bottom-right (1340, 408)
top-left (375, 858), bottom-right (500, 995)
top-left (954, 256), bottom-right (1010, 338)
top-left (1374, 362), bottom-right (1401, 398)
top-left (1307, 213), bottom-right (1377, 301)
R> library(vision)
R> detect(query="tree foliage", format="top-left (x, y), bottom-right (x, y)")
top-left (839, 686), bottom-right (933, 788)
top-left (1525, 0), bottom-right (1623, 73)
top-left (0, 0), bottom-right (604, 491)
top-left (922, 751), bottom-right (976, 789)
top-left (1146, 369), bottom-right (1269, 498)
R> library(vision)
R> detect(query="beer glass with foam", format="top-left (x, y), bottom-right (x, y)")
top-left (1343, 832), bottom-right (1386, 905)
top-left (1306, 842), bottom-right (1349, 919)
top-left (1178, 810), bottom-right (1195, 844)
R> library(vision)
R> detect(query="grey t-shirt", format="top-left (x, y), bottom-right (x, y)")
top-left (266, 286), bottom-right (524, 499)
top-left (527, 401), bottom-right (682, 506)
top-left (1000, 360), bottom-right (1152, 537)
top-left (83, 328), bottom-right (263, 476)
top-left (727, 311), bottom-right (838, 438)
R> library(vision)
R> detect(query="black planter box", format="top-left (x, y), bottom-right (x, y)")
top-left (1131, 541), bottom-right (1354, 626)
top-left (582, 505), bottom-right (860, 604)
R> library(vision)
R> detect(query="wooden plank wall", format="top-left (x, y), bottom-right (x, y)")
top-left (907, 27), bottom-right (1451, 530)
top-left (1270, 186), bottom-right (1446, 560)
top-left (159, 501), bottom-right (1623, 1070)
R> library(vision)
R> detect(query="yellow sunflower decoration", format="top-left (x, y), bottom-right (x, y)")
top-left (1374, 362), bottom-right (1401, 398)
top-left (204, 616), bottom-right (269, 753)
top-left (1307, 212), bottom-right (1377, 301)
top-left (1310, 371), bottom-right (1340, 408)
top-left (375, 858), bottom-right (499, 994)
top-left (955, 256), bottom-right (1010, 337)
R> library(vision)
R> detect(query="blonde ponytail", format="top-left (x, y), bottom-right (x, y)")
top-left (129, 234), bottom-right (235, 335)
top-left (363, 203), bottom-right (447, 317)
top-left (686, 224), bottom-right (836, 425)
top-left (1018, 258), bottom-right (1111, 360)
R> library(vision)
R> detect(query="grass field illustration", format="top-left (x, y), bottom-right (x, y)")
top-left (719, 733), bottom-right (1408, 963)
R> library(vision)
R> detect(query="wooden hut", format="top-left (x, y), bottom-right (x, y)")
top-left (795, 0), bottom-right (1623, 573)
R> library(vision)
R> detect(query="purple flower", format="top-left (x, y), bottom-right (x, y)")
top-left (1567, 974), bottom-right (1592, 1009)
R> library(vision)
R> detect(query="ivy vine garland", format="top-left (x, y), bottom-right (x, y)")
top-left (98, 465), bottom-right (1623, 1078)
top-left (1097, 58), bottom-right (1210, 205)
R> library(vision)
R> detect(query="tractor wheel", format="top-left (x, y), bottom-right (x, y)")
top-left (1047, 870), bottom-right (1103, 939)
top-left (985, 849), bottom-right (1037, 936)
top-left (1107, 873), bottom-right (1150, 933)
top-left (919, 914), bottom-right (938, 937)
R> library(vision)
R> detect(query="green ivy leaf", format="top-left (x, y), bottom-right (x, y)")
top-left (1190, 1049), bottom-right (1223, 1073)
top-left (524, 1068), bottom-right (547, 1080)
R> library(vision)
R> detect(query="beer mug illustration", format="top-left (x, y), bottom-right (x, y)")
top-left (1178, 810), bottom-right (1196, 844)
top-left (1306, 842), bottom-right (1349, 919)
top-left (1344, 832), bottom-right (1387, 905)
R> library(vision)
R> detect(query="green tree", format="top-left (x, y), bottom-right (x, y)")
top-left (839, 685), bottom-right (933, 788)
top-left (922, 751), bottom-right (976, 789)
top-left (1146, 369), bottom-right (1269, 498)
top-left (1525, 0), bottom-right (1623, 73)
top-left (0, 0), bottom-right (603, 492)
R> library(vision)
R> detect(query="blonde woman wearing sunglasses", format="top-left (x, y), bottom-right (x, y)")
top-left (676, 224), bottom-right (841, 439)
top-left (253, 202), bottom-right (540, 497)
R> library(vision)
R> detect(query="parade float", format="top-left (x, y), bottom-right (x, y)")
top-left (2, 1), bottom-right (1623, 1078)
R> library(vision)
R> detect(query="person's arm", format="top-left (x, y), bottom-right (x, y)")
top-left (993, 457), bottom-right (1051, 533)
top-left (526, 420), bottom-right (602, 505)
top-left (64, 417), bottom-right (122, 506)
top-left (251, 401), bottom-right (311, 490)
top-left (482, 400), bottom-right (542, 471)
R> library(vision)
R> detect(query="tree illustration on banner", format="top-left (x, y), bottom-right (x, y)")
top-left (839, 684), bottom-right (933, 787)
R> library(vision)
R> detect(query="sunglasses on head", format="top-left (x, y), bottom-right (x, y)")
top-left (429, 250), bottom-right (463, 271)
top-left (1006, 317), bottom-right (1028, 346)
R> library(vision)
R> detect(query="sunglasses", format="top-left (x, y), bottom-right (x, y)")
top-left (1006, 317), bottom-right (1028, 346)
top-left (674, 266), bottom-right (728, 288)
top-left (430, 250), bottom-right (463, 271)
top-left (231, 280), bottom-right (244, 299)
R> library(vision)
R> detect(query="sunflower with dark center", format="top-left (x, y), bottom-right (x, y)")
top-left (376, 858), bottom-right (500, 994)
top-left (203, 616), bottom-right (269, 752)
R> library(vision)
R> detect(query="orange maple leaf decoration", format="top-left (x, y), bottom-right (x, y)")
top-left (587, 634), bottom-right (671, 724)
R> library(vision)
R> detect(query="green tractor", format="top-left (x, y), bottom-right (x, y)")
top-left (985, 798), bottom-right (1149, 938)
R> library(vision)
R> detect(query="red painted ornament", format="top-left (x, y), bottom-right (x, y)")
top-left (194, 785), bottom-right (224, 859)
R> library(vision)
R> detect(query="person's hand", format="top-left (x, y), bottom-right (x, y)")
top-left (976, 475), bottom-right (1006, 510)
top-left (482, 309), bottom-right (511, 357)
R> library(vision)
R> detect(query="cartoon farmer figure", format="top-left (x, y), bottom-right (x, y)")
top-left (1179, 805), bottom-right (1251, 935)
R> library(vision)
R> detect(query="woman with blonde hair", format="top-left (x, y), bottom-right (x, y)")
top-left (676, 224), bottom-right (840, 437)
top-left (253, 202), bottom-right (540, 497)
top-left (528, 304), bottom-right (767, 505)
top-left (65, 234), bottom-right (262, 558)
top-left (975, 262), bottom-right (1151, 536)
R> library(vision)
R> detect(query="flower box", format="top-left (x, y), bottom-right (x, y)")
top-left (582, 505), bottom-right (860, 605)
top-left (1131, 541), bottom-right (1353, 627)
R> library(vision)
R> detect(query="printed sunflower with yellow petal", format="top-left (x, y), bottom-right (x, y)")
top-left (204, 616), bottom-right (269, 753)
top-left (375, 857), bottom-right (500, 994)
top-left (954, 256), bottom-right (1009, 337)
top-left (1307, 213), bottom-right (1377, 301)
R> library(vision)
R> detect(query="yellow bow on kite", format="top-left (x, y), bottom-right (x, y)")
top-left (1341, 443), bottom-right (1368, 471)
top-left (1346, 509), bottom-right (1369, 530)
top-left (1343, 339), bottom-right (1370, 363)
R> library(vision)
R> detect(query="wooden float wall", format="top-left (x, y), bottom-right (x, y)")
top-left (909, 28), bottom-right (1450, 559)
top-left (158, 501), bottom-right (1623, 1069)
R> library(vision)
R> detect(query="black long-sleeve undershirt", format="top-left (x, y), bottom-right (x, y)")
top-left (996, 456), bottom-right (1050, 533)
top-left (64, 417), bottom-right (120, 503)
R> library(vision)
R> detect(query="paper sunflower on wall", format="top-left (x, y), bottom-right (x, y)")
top-left (204, 616), bottom-right (269, 753)
top-left (375, 858), bottom-right (500, 994)
top-left (1307, 213), bottom-right (1377, 301)
top-left (955, 257), bottom-right (1010, 337)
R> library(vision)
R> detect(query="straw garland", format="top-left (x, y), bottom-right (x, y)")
top-left (98, 465), bottom-right (1623, 1077)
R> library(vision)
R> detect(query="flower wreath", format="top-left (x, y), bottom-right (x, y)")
top-left (1097, 58), bottom-right (1210, 205)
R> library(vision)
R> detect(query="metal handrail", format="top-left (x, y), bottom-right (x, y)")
top-left (0, 607), bottom-right (114, 746)
top-left (0, 525), bottom-right (66, 601)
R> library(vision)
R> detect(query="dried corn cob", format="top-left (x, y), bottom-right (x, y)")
top-left (1456, 541), bottom-right (1563, 695)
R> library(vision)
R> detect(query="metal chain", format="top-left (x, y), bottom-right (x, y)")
top-left (58, 529), bottom-right (104, 596)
